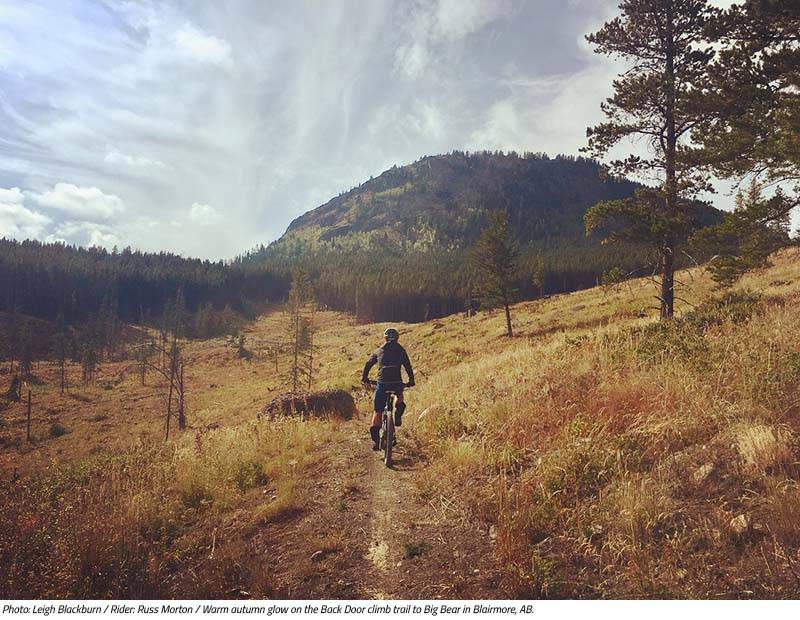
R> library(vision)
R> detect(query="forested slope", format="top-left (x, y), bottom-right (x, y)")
top-left (244, 151), bottom-right (721, 322)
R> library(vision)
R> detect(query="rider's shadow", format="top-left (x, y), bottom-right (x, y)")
top-left (385, 444), bottom-right (425, 471)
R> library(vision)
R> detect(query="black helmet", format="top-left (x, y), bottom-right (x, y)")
top-left (383, 327), bottom-right (399, 340)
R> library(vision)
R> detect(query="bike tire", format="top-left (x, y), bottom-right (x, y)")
top-left (384, 415), bottom-right (393, 467)
top-left (384, 395), bottom-right (395, 467)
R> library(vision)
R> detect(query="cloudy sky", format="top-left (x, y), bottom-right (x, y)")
top-left (0, 0), bottom-right (735, 259)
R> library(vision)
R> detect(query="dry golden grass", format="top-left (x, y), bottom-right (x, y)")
top-left (3, 247), bottom-right (800, 598)
top-left (403, 248), bottom-right (800, 598)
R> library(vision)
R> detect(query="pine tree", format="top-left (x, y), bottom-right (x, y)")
top-left (470, 211), bottom-right (519, 337)
top-left (80, 320), bottom-right (99, 386)
top-left (531, 255), bottom-right (546, 298)
top-left (172, 288), bottom-right (187, 339)
top-left (7, 307), bottom-right (19, 374)
top-left (54, 311), bottom-right (68, 393)
top-left (690, 180), bottom-right (792, 286)
top-left (695, 1), bottom-right (799, 205)
top-left (18, 321), bottom-right (32, 380)
top-left (582, 0), bottom-right (717, 318)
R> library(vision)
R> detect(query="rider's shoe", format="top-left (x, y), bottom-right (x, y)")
top-left (369, 426), bottom-right (380, 451)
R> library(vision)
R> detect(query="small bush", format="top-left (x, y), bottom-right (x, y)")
top-left (235, 459), bottom-right (268, 491)
top-left (178, 479), bottom-right (213, 509)
top-left (634, 320), bottom-right (707, 362)
top-left (685, 290), bottom-right (762, 330)
top-left (404, 541), bottom-right (428, 559)
top-left (632, 291), bottom-right (763, 365)
top-left (49, 423), bottom-right (68, 438)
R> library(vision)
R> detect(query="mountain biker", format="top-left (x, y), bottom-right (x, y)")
top-left (362, 327), bottom-right (415, 451)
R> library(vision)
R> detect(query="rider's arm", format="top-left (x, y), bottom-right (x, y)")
top-left (362, 352), bottom-right (377, 383)
top-left (402, 350), bottom-right (415, 385)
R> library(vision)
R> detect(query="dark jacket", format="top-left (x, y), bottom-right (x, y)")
top-left (362, 340), bottom-right (414, 385)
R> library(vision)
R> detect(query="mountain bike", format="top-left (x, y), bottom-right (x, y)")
top-left (367, 381), bottom-right (410, 468)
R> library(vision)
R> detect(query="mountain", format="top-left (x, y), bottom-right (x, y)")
top-left (246, 151), bottom-right (719, 322)
top-left (279, 151), bottom-right (639, 249)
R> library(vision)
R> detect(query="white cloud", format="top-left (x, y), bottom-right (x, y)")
top-left (104, 150), bottom-right (166, 170)
top-left (174, 24), bottom-right (233, 68)
top-left (435, 0), bottom-right (509, 39)
top-left (0, 188), bottom-right (51, 239)
top-left (469, 99), bottom-right (524, 151)
top-left (0, 186), bottom-right (24, 204)
top-left (394, 42), bottom-right (430, 79)
top-left (393, 0), bottom-right (509, 80)
top-left (188, 202), bottom-right (220, 225)
top-left (403, 102), bottom-right (446, 141)
top-left (29, 183), bottom-right (125, 220)
top-left (46, 221), bottom-right (120, 249)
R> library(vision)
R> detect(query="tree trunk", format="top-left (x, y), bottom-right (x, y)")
top-left (662, 0), bottom-right (677, 319)
top-left (26, 390), bottom-right (32, 442)
top-left (504, 302), bottom-right (513, 337)
top-left (292, 310), bottom-right (299, 394)
top-left (177, 362), bottom-right (185, 430)
top-left (165, 343), bottom-right (176, 440)
top-left (661, 246), bottom-right (675, 319)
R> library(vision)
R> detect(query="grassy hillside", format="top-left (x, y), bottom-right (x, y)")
top-left (1, 249), bottom-right (799, 598)
top-left (405, 248), bottom-right (800, 597)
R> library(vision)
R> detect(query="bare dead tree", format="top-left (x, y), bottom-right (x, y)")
top-left (133, 336), bottom-right (187, 440)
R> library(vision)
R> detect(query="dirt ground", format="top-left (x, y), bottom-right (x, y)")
top-left (246, 411), bottom-right (503, 599)
top-left (165, 407), bottom-right (505, 599)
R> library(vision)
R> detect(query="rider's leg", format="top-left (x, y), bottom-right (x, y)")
top-left (370, 385), bottom-right (385, 450)
top-left (394, 391), bottom-right (406, 426)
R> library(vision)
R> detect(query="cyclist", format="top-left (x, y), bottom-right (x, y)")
top-left (362, 327), bottom-right (415, 451)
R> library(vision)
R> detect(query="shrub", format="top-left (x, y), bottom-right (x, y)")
top-left (49, 423), bottom-right (68, 437)
top-left (235, 459), bottom-right (268, 491)
top-left (685, 290), bottom-right (762, 330)
top-left (404, 541), bottom-right (428, 558)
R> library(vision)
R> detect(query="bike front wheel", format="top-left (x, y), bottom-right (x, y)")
top-left (383, 414), bottom-right (394, 467)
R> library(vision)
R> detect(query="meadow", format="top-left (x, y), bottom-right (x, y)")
top-left (2, 248), bottom-right (800, 598)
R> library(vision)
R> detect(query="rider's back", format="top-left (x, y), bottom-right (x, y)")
top-left (371, 340), bottom-right (410, 384)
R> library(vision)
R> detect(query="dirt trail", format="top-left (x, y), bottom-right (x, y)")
top-left (244, 410), bottom-right (504, 599)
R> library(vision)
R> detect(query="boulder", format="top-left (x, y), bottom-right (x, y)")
top-left (259, 389), bottom-right (357, 421)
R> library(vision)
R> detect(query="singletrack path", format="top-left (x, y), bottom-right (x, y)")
top-left (247, 410), bottom-right (503, 599)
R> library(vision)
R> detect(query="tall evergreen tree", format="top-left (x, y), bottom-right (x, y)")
top-left (54, 310), bottom-right (69, 393)
top-left (690, 180), bottom-right (792, 286)
top-left (695, 1), bottom-right (799, 202)
top-left (18, 321), bottom-right (32, 380)
top-left (470, 211), bottom-right (519, 337)
top-left (80, 320), bottom-right (99, 386)
top-left (7, 307), bottom-right (19, 374)
top-left (583, 0), bottom-right (717, 318)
